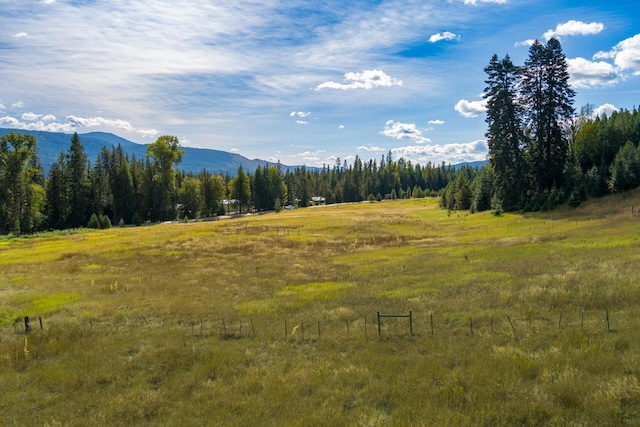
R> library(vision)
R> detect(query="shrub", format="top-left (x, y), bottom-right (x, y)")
top-left (99, 214), bottom-right (111, 229)
top-left (131, 212), bottom-right (142, 226)
top-left (87, 213), bottom-right (100, 229)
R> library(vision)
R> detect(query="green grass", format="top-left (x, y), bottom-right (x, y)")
top-left (2, 193), bottom-right (640, 425)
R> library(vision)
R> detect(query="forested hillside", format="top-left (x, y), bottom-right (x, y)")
top-left (0, 131), bottom-right (459, 235)
top-left (0, 129), bottom-right (277, 175)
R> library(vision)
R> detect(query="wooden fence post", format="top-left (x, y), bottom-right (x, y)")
top-left (430, 314), bottom-right (434, 337)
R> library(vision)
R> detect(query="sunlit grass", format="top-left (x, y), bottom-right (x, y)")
top-left (2, 192), bottom-right (640, 425)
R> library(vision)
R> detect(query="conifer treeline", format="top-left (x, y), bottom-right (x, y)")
top-left (0, 132), bottom-right (459, 235)
top-left (442, 38), bottom-right (640, 213)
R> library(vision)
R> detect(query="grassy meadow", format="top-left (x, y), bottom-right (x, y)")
top-left (2, 193), bottom-right (640, 426)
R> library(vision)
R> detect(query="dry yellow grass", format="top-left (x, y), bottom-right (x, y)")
top-left (2, 192), bottom-right (640, 425)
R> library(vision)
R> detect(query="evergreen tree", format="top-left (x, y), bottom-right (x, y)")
top-left (520, 38), bottom-right (575, 194)
top-left (66, 132), bottom-right (91, 228)
top-left (46, 152), bottom-right (70, 230)
top-left (229, 165), bottom-right (251, 213)
top-left (484, 54), bottom-right (524, 210)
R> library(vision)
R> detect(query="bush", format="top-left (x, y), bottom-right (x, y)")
top-left (87, 213), bottom-right (100, 229)
top-left (131, 212), bottom-right (142, 226)
top-left (99, 214), bottom-right (111, 229)
top-left (119, 218), bottom-right (125, 227)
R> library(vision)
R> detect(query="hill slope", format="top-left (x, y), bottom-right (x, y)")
top-left (0, 128), bottom-right (284, 174)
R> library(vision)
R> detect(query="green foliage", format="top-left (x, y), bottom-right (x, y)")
top-left (87, 212), bottom-right (100, 229)
top-left (119, 218), bottom-right (125, 227)
top-left (131, 211), bottom-right (142, 226)
top-left (609, 141), bottom-right (640, 193)
top-left (99, 214), bottom-right (111, 229)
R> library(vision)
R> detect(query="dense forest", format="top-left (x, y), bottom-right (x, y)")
top-left (0, 131), bottom-right (460, 235)
top-left (2, 38), bottom-right (638, 236)
top-left (441, 38), bottom-right (640, 213)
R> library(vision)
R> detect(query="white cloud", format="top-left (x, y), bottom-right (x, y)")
top-left (428, 119), bottom-right (445, 125)
top-left (515, 39), bottom-right (536, 47)
top-left (594, 33), bottom-right (640, 76)
top-left (0, 103), bottom-right (5, 111)
top-left (137, 128), bottom-right (159, 137)
top-left (296, 120), bottom-right (308, 125)
top-left (315, 70), bottom-right (402, 91)
top-left (42, 0), bottom-right (56, 4)
top-left (358, 145), bottom-right (386, 152)
top-left (338, 125), bottom-right (344, 129)
top-left (230, 148), bottom-right (239, 152)
top-left (11, 101), bottom-right (24, 109)
top-left (12, 32), bottom-right (28, 39)
top-left (295, 149), bottom-right (327, 164)
top-left (567, 57), bottom-right (618, 88)
top-left (463, 0), bottom-right (508, 5)
top-left (66, 115), bottom-right (135, 131)
top-left (392, 139), bottom-right (488, 165)
top-left (455, 99), bottom-right (487, 117)
top-left (429, 31), bottom-right (460, 43)
top-left (0, 112), bottom-right (157, 135)
top-left (380, 120), bottom-right (431, 144)
top-left (22, 112), bottom-right (42, 121)
top-left (592, 103), bottom-right (618, 119)
top-left (290, 111), bottom-right (311, 118)
top-left (0, 116), bottom-right (21, 127)
top-left (543, 20), bottom-right (604, 40)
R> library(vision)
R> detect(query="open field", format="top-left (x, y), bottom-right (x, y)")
top-left (2, 193), bottom-right (640, 426)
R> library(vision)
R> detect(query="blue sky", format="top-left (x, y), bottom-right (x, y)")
top-left (1, 0), bottom-right (638, 167)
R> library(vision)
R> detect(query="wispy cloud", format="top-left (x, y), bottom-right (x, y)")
top-left (315, 70), bottom-right (402, 91)
top-left (514, 39), bottom-right (536, 47)
top-left (428, 119), bottom-right (445, 125)
top-left (463, 0), bottom-right (507, 5)
top-left (290, 111), bottom-right (311, 118)
top-left (429, 31), bottom-right (460, 43)
top-left (454, 99), bottom-right (487, 118)
top-left (544, 20), bottom-right (605, 40)
top-left (12, 32), bottom-right (28, 38)
top-left (380, 120), bottom-right (431, 144)
top-left (358, 145), bottom-right (386, 152)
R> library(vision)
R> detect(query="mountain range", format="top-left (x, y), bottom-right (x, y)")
top-left (0, 128), bottom-right (286, 175)
top-left (0, 128), bottom-right (486, 175)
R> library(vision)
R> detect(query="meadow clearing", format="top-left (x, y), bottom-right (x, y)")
top-left (2, 193), bottom-right (640, 426)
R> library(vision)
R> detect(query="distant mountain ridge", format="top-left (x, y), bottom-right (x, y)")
top-left (0, 128), bottom-right (487, 174)
top-left (0, 128), bottom-right (285, 175)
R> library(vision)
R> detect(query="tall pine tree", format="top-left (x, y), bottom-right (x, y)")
top-left (520, 38), bottom-right (575, 193)
top-left (484, 54), bottom-right (525, 210)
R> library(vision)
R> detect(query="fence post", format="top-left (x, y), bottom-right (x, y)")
top-left (430, 313), bottom-right (434, 337)
top-left (377, 312), bottom-right (381, 338)
top-left (24, 316), bottom-right (32, 333)
top-left (409, 311), bottom-right (413, 337)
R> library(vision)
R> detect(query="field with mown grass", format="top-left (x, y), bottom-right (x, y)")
top-left (2, 193), bottom-right (640, 426)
